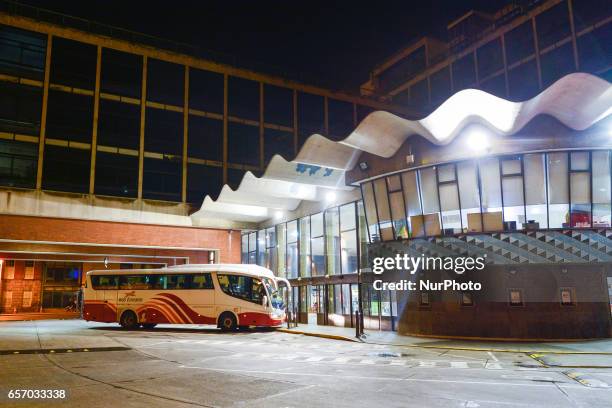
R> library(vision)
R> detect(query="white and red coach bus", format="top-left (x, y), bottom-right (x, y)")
top-left (83, 264), bottom-right (289, 330)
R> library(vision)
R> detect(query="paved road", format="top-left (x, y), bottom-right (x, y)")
top-left (1, 320), bottom-right (611, 407)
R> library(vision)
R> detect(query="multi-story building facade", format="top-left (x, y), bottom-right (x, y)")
top-left (0, 1), bottom-right (411, 314)
top-left (361, 0), bottom-right (611, 110)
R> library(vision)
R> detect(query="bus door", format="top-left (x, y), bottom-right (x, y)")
top-left (92, 275), bottom-right (118, 322)
top-left (190, 273), bottom-right (215, 324)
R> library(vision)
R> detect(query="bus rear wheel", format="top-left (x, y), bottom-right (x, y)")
top-left (119, 310), bottom-right (138, 330)
top-left (218, 312), bottom-right (237, 331)
top-left (142, 323), bottom-right (157, 329)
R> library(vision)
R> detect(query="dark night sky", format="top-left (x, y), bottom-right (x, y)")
top-left (18, 0), bottom-right (509, 92)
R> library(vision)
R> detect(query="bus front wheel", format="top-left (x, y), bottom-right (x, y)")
top-left (218, 312), bottom-right (237, 331)
top-left (142, 323), bottom-right (157, 329)
top-left (119, 310), bottom-right (138, 330)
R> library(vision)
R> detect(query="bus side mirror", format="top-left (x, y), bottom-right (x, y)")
top-left (262, 295), bottom-right (268, 306)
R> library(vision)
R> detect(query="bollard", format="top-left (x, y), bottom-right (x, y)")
top-left (294, 305), bottom-right (298, 327)
top-left (360, 309), bottom-right (365, 336)
top-left (355, 310), bottom-right (361, 338)
top-left (287, 310), bottom-right (291, 329)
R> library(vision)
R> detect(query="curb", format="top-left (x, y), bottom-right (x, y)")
top-left (564, 371), bottom-right (612, 388)
top-left (278, 329), bottom-right (612, 354)
top-left (277, 329), bottom-right (358, 342)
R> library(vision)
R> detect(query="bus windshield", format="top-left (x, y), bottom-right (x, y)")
top-left (262, 277), bottom-right (284, 310)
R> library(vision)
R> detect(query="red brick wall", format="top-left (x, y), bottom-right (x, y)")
top-left (0, 214), bottom-right (241, 263)
top-left (1, 261), bottom-right (42, 313)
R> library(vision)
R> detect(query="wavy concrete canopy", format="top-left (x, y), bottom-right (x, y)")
top-left (191, 73), bottom-right (611, 224)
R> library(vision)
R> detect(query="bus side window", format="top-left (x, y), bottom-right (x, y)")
top-left (190, 273), bottom-right (214, 289)
top-left (148, 275), bottom-right (167, 290)
top-left (119, 275), bottom-right (150, 290)
top-left (92, 275), bottom-right (118, 290)
top-left (166, 274), bottom-right (189, 290)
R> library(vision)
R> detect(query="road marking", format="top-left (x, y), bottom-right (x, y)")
top-left (450, 362), bottom-right (469, 368)
top-left (332, 357), bottom-right (350, 363)
top-left (180, 365), bottom-right (611, 390)
top-left (487, 351), bottom-right (499, 362)
top-left (418, 361), bottom-right (436, 368)
top-left (485, 362), bottom-right (503, 370)
top-left (304, 356), bottom-right (324, 362)
top-left (359, 359), bottom-right (375, 365)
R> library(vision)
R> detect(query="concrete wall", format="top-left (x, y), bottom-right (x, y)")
top-left (374, 263), bottom-right (612, 339)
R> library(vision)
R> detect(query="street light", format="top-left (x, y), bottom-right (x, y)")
top-left (465, 128), bottom-right (490, 154)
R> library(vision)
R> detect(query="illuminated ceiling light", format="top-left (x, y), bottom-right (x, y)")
top-left (466, 128), bottom-right (490, 154)
top-left (274, 211), bottom-right (283, 220)
top-left (359, 161), bottom-right (369, 171)
top-left (325, 191), bottom-right (337, 203)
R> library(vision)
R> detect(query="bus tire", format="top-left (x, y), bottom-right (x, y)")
top-left (218, 312), bottom-right (237, 331)
top-left (119, 310), bottom-right (138, 330)
top-left (142, 323), bottom-right (157, 329)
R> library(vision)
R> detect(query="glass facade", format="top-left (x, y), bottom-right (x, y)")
top-left (361, 150), bottom-right (612, 241)
top-left (240, 201), bottom-right (396, 329)
top-left (0, 20), bottom-right (384, 206)
top-left (371, 1), bottom-right (612, 106)
top-left (242, 201), bottom-right (367, 276)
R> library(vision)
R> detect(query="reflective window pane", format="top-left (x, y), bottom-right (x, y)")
top-left (373, 178), bottom-right (393, 241)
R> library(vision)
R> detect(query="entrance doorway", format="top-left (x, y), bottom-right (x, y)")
top-left (42, 262), bottom-right (82, 310)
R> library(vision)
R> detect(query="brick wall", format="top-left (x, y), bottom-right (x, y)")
top-left (0, 214), bottom-right (241, 263)
top-left (1, 261), bottom-right (43, 313)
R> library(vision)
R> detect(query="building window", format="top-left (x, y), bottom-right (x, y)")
top-left (501, 156), bottom-right (525, 230)
top-left (50, 37), bottom-right (97, 89)
top-left (142, 157), bottom-right (182, 202)
top-left (286, 220), bottom-right (298, 279)
top-left (228, 122), bottom-right (259, 166)
top-left (560, 287), bottom-right (575, 306)
top-left (264, 84), bottom-right (293, 127)
top-left (276, 223), bottom-right (287, 278)
top-left (524, 153), bottom-right (548, 229)
top-left (189, 68), bottom-right (223, 114)
top-left (24, 260), bottom-right (34, 280)
top-left (438, 164), bottom-right (462, 234)
top-left (504, 21), bottom-right (535, 66)
top-left (147, 58), bottom-right (184, 106)
top-left (458, 160), bottom-right (482, 232)
top-left (4, 260), bottom-right (15, 279)
top-left (592, 150), bottom-right (611, 227)
top-left (145, 107), bottom-right (183, 155)
top-left (340, 203), bottom-right (358, 275)
top-left (479, 158), bottom-right (503, 231)
top-left (325, 207), bottom-right (340, 276)
top-left (297, 92), bottom-right (324, 148)
top-left (299, 216), bottom-right (311, 278)
top-left (3, 291), bottom-right (12, 309)
top-left (311, 212), bottom-right (325, 276)
top-left (228, 76), bottom-right (259, 121)
top-left (509, 289), bottom-right (523, 306)
top-left (361, 182), bottom-right (380, 242)
top-left (101, 48), bottom-right (142, 98)
top-left (401, 171), bottom-right (423, 237)
top-left (374, 178), bottom-right (393, 241)
top-left (327, 98), bottom-right (353, 140)
top-left (460, 292), bottom-right (474, 306)
top-left (418, 167), bottom-right (441, 236)
top-left (387, 175), bottom-right (408, 239)
top-left (0, 139), bottom-right (37, 189)
top-left (419, 292), bottom-right (430, 307)
top-left (264, 129), bottom-right (293, 164)
top-left (0, 25), bottom-right (47, 80)
top-left (22, 291), bottom-right (32, 308)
